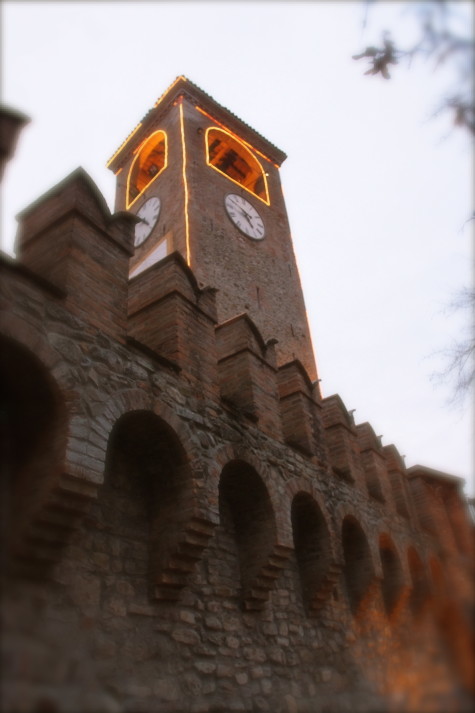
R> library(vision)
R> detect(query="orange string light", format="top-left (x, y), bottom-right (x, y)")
top-left (196, 106), bottom-right (279, 168)
top-left (179, 100), bottom-right (191, 266)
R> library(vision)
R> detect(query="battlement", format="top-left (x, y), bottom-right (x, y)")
top-left (2, 121), bottom-right (473, 713)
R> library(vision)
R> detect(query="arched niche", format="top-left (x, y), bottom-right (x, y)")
top-left (0, 334), bottom-right (67, 559)
top-left (379, 534), bottom-right (405, 617)
top-left (219, 460), bottom-right (277, 606)
top-left (291, 492), bottom-right (333, 614)
top-left (342, 515), bottom-right (374, 616)
top-left (98, 409), bottom-right (193, 598)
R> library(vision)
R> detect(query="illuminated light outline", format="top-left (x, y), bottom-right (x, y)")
top-left (179, 100), bottom-right (191, 266)
top-left (106, 122), bottom-right (143, 168)
top-left (205, 126), bottom-right (270, 206)
top-left (154, 75), bottom-right (187, 107)
top-left (108, 77), bottom-right (187, 169)
top-left (126, 130), bottom-right (168, 210)
top-left (196, 106), bottom-right (279, 168)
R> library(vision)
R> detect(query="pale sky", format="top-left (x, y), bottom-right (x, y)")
top-left (2, 1), bottom-right (473, 495)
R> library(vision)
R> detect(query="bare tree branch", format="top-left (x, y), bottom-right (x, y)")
top-left (353, 1), bottom-right (474, 134)
top-left (431, 286), bottom-right (475, 406)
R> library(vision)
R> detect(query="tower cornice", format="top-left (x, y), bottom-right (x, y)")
top-left (107, 76), bottom-right (287, 174)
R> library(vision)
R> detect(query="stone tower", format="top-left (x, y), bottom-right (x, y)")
top-left (107, 76), bottom-right (318, 382)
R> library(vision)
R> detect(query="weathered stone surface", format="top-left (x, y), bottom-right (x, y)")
top-left (1, 79), bottom-right (473, 713)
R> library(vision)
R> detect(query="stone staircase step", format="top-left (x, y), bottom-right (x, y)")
top-left (167, 553), bottom-right (200, 573)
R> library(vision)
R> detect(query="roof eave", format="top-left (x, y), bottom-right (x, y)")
top-left (107, 76), bottom-right (287, 173)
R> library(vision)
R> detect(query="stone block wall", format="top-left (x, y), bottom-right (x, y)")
top-left (1, 168), bottom-right (474, 713)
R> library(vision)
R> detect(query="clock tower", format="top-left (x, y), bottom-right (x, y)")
top-left (108, 76), bottom-right (318, 382)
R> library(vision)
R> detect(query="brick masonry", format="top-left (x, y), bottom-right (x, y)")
top-left (0, 84), bottom-right (474, 713)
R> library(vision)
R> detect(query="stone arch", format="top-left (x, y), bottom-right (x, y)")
top-left (218, 458), bottom-right (289, 610)
top-left (67, 388), bottom-right (153, 486)
top-left (285, 478), bottom-right (335, 540)
top-left (290, 489), bottom-right (339, 614)
top-left (341, 514), bottom-right (376, 617)
top-left (335, 502), bottom-right (381, 573)
top-left (0, 333), bottom-right (68, 568)
top-left (98, 407), bottom-right (214, 601)
top-left (0, 312), bottom-right (82, 424)
top-left (0, 313), bottom-right (62, 378)
top-left (79, 390), bottom-right (205, 489)
top-left (379, 533), bottom-right (406, 618)
top-left (209, 443), bottom-right (289, 544)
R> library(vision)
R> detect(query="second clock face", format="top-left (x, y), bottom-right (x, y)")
top-left (134, 196), bottom-right (161, 247)
top-left (224, 193), bottom-right (265, 240)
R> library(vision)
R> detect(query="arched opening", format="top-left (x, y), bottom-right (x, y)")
top-left (342, 516), bottom-right (373, 616)
top-left (291, 492), bottom-right (332, 613)
top-left (379, 534), bottom-right (404, 617)
top-left (206, 127), bottom-right (269, 203)
top-left (96, 410), bottom-right (191, 597)
top-left (0, 335), bottom-right (66, 559)
top-left (407, 547), bottom-right (429, 617)
top-left (219, 460), bottom-right (276, 603)
top-left (127, 130), bottom-right (167, 208)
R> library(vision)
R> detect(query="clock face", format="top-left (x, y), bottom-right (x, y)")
top-left (224, 193), bottom-right (265, 240)
top-left (134, 196), bottom-right (161, 247)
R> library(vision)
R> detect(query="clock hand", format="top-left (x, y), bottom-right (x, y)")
top-left (234, 204), bottom-right (252, 223)
top-left (240, 206), bottom-right (254, 222)
top-left (234, 207), bottom-right (252, 226)
top-left (230, 198), bottom-right (248, 216)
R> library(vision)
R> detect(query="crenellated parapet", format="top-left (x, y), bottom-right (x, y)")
top-left (382, 444), bottom-right (412, 520)
top-left (407, 466), bottom-right (474, 559)
top-left (215, 313), bottom-right (282, 439)
top-left (277, 360), bottom-right (326, 463)
top-left (128, 250), bottom-right (219, 399)
top-left (355, 422), bottom-right (389, 503)
top-left (0, 105), bottom-right (30, 181)
top-left (321, 394), bottom-right (363, 485)
top-left (14, 168), bottom-right (137, 340)
top-left (2, 161), bottom-right (474, 712)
